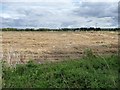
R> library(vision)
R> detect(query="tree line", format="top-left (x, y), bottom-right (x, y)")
top-left (0, 27), bottom-right (119, 31)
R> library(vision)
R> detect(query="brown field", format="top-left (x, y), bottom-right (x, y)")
top-left (1, 31), bottom-right (118, 64)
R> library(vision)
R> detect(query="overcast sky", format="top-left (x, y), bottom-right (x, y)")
top-left (0, 0), bottom-right (119, 28)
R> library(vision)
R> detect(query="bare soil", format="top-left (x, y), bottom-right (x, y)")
top-left (1, 31), bottom-right (118, 64)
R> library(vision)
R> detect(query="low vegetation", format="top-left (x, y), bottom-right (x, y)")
top-left (2, 49), bottom-right (119, 88)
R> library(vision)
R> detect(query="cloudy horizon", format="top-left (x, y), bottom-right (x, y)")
top-left (0, 0), bottom-right (119, 29)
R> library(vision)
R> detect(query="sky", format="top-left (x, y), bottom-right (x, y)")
top-left (0, 0), bottom-right (119, 28)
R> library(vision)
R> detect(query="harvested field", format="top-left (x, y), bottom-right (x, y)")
top-left (1, 31), bottom-right (118, 64)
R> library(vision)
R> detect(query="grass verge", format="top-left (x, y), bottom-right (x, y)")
top-left (2, 50), bottom-right (119, 88)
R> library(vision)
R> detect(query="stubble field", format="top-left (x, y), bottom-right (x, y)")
top-left (2, 31), bottom-right (118, 64)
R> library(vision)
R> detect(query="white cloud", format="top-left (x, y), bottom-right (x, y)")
top-left (0, 13), bottom-right (11, 19)
top-left (81, 0), bottom-right (119, 2)
top-left (1, 0), bottom-right (119, 2)
top-left (1, 0), bottom-right (72, 3)
top-left (0, 13), bottom-right (26, 19)
top-left (1, 0), bottom-right (118, 28)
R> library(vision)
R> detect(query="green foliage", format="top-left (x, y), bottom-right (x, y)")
top-left (0, 28), bottom-right (119, 31)
top-left (2, 53), bottom-right (119, 88)
top-left (84, 48), bottom-right (96, 59)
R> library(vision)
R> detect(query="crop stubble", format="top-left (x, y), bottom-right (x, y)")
top-left (2, 31), bottom-right (118, 64)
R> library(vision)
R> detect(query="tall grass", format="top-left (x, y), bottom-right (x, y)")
top-left (2, 50), bottom-right (119, 88)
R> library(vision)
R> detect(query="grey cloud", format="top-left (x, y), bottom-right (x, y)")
top-left (73, 2), bottom-right (117, 18)
top-left (61, 21), bottom-right (77, 27)
top-left (72, 2), bottom-right (118, 28)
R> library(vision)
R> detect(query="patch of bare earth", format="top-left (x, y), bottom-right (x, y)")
top-left (2, 31), bottom-right (118, 64)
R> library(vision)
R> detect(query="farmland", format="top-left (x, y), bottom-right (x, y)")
top-left (1, 31), bottom-right (119, 88)
top-left (1, 1), bottom-right (119, 88)
top-left (2, 31), bottom-right (118, 64)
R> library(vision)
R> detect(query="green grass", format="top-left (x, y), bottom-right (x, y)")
top-left (2, 50), bottom-right (119, 88)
